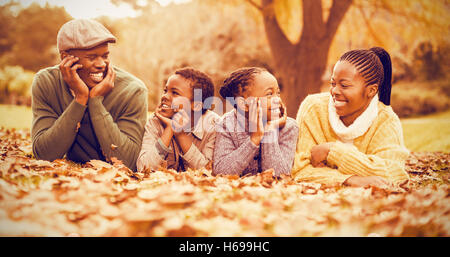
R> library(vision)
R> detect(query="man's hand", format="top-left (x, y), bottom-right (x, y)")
top-left (89, 64), bottom-right (115, 98)
top-left (310, 143), bottom-right (333, 167)
top-left (59, 55), bottom-right (89, 105)
top-left (343, 175), bottom-right (392, 188)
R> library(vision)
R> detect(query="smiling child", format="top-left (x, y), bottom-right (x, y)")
top-left (213, 67), bottom-right (299, 177)
top-left (137, 68), bottom-right (219, 172)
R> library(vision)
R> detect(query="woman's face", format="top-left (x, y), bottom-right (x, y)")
top-left (330, 60), bottom-right (378, 126)
top-left (238, 71), bottom-right (281, 122)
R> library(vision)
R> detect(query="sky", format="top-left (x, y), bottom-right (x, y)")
top-left (1, 0), bottom-right (191, 18)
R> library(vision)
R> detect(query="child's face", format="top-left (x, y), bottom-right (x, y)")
top-left (240, 71), bottom-right (282, 121)
top-left (158, 74), bottom-right (193, 118)
top-left (330, 60), bottom-right (378, 125)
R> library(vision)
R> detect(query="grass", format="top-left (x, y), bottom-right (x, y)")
top-left (0, 104), bottom-right (449, 152)
top-left (401, 110), bottom-right (450, 152)
top-left (0, 104), bottom-right (33, 130)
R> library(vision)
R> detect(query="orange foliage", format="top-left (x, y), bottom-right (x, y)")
top-left (0, 127), bottom-right (449, 236)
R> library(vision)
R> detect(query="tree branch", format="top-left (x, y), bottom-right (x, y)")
top-left (358, 5), bottom-right (384, 47)
top-left (260, 0), bottom-right (295, 65)
top-left (325, 0), bottom-right (353, 40)
top-left (302, 0), bottom-right (325, 37)
top-left (244, 0), bottom-right (263, 12)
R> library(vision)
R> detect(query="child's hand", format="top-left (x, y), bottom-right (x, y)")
top-left (155, 108), bottom-right (175, 149)
top-left (172, 109), bottom-right (194, 154)
top-left (172, 109), bottom-right (191, 134)
top-left (265, 101), bottom-right (287, 131)
top-left (310, 143), bottom-right (333, 167)
top-left (155, 108), bottom-right (173, 129)
top-left (249, 99), bottom-right (264, 146)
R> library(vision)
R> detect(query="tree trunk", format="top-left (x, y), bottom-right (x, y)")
top-left (261, 0), bottom-right (352, 117)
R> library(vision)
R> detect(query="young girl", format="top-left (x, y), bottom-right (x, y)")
top-left (213, 67), bottom-right (299, 177)
top-left (292, 47), bottom-right (409, 187)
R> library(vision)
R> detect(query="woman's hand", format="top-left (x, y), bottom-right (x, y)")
top-left (90, 64), bottom-right (115, 98)
top-left (310, 143), bottom-right (333, 167)
top-left (343, 175), bottom-right (392, 188)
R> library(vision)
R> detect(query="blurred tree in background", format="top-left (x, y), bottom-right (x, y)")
top-left (0, 0), bottom-right (448, 117)
top-left (111, 0), bottom-right (449, 116)
top-left (243, 0), bottom-right (450, 116)
top-left (0, 3), bottom-right (15, 57)
top-left (0, 66), bottom-right (35, 105)
top-left (0, 2), bottom-right (71, 104)
top-left (412, 42), bottom-right (445, 81)
top-left (254, 0), bottom-right (352, 117)
top-left (0, 2), bottom-right (71, 71)
top-left (108, 0), bottom-right (274, 111)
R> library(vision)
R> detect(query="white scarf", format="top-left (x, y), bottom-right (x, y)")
top-left (328, 94), bottom-right (379, 144)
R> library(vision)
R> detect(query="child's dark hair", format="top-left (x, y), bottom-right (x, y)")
top-left (219, 67), bottom-right (267, 100)
top-left (339, 47), bottom-right (392, 105)
top-left (175, 67), bottom-right (215, 113)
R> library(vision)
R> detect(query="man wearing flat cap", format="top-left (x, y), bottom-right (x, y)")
top-left (31, 19), bottom-right (148, 171)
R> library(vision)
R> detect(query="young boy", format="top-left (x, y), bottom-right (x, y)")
top-left (137, 68), bottom-right (220, 172)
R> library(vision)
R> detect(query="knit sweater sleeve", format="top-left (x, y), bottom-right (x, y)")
top-left (88, 84), bottom-right (148, 172)
top-left (261, 119), bottom-right (299, 177)
top-left (292, 95), bottom-right (352, 185)
top-left (136, 116), bottom-right (168, 172)
top-left (31, 69), bottom-right (87, 161)
top-left (212, 116), bottom-right (259, 176)
top-left (326, 115), bottom-right (410, 184)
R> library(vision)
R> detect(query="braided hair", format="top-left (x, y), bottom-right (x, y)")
top-left (339, 47), bottom-right (392, 105)
top-left (219, 67), bottom-right (267, 102)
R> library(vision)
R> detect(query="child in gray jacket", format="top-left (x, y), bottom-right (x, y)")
top-left (213, 67), bottom-right (299, 177)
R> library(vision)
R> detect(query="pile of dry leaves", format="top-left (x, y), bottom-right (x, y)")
top-left (0, 127), bottom-right (449, 236)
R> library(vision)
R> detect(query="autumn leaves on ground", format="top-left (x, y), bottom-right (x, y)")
top-left (0, 127), bottom-right (448, 236)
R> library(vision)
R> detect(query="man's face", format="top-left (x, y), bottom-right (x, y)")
top-left (65, 43), bottom-right (110, 88)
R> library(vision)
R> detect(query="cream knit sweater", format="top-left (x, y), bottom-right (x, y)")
top-left (292, 93), bottom-right (410, 185)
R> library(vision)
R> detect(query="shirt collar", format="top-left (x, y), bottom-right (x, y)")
top-left (192, 110), bottom-right (216, 140)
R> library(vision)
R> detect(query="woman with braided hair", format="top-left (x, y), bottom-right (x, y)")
top-left (213, 67), bottom-right (299, 177)
top-left (292, 47), bottom-right (409, 187)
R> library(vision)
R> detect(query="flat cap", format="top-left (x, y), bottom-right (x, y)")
top-left (57, 19), bottom-right (117, 52)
